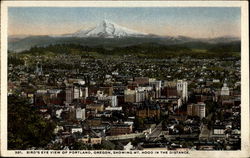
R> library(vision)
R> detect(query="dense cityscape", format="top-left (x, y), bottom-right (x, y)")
top-left (8, 51), bottom-right (241, 150)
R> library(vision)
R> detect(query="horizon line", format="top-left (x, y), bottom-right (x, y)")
top-left (8, 33), bottom-right (241, 39)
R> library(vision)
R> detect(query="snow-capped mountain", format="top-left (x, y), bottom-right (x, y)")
top-left (8, 20), bottom-right (240, 52)
top-left (67, 20), bottom-right (149, 38)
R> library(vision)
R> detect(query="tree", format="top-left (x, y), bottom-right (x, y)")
top-left (101, 140), bottom-right (115, 150)
top-left (134, 117), bottom-right (144, 130)
top-left (175, 124), bottom-right (184, 134)
top-left (72, 142), bottom-right (90, 150)
top-left (131, 137), bottom-right (141, 146)
top-left (181, 141), bottom-right (194, 148)
top-left (8, 95), bottom-right (56, 149)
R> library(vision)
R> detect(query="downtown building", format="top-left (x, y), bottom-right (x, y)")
top-left (75, 107), bottom-right (86, 120)
top-left (177, 80), bottom-right (188, 103)
top-left (187, 102), bottom-right (206, 118)
top-left (124, 86), bottom-right (153, 103)
top-left (162, 80), bottom-right (188, 101)
top-left (96, 90), bottom-right (118, 107)
top-left (65, 83), bottom-right (88, 105)
top-left (149, 78), bottom-right (162, 98)
top-left (136, 101), bottom-right (160, 119)
top-left (162, 81), bottom-right (178, 98)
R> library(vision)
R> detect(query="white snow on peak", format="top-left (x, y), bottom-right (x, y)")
top-left (72, 20), bottom-right (148, 38)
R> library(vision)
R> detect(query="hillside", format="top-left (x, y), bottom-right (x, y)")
top-left (10, 42), bottom-right (240, 59)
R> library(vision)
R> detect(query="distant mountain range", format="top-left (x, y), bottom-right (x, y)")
top-left (8, 20), bottom-right (240, 52)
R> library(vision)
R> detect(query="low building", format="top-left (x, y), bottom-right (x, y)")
top-left (79, 136), bottom-right (102, 145)
top-left (95, 111), bottom-right (112, 117)
top-left (134, 77), bottom-right (149, 85)
top-left (109, 124), bottom-right (133, 136)
top-left (90, 137), bottom-right (102, 144)
top-left (213, 125), bottom-right (225, 135)
top-left (100, 86), bottom-right (113, 96)
top-left (105, 106), bottom-right (122, 111)
top-left (87, 118), bottom-right (102, 126)
top-left (86, 103), bottom-right (104, 112)
top-left (71, 127), bottom-right (83, 134)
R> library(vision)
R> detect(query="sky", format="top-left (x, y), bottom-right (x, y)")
top-left (8, 7), bottom-right (241, 38)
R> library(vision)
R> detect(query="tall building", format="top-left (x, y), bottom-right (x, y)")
top-left (187, 104), bottom-right (193, 116)
top-left (135, 89), bottom-right (146, 103)
top-left (197, 103), bottom-right (206, 118)
top-left (162, 81), bottom-right (178, 98)
top-left (65, 84), bottom-right (88, 105)
top-left (149, 80), bottom-right (162, 98)
top-left (187, 102), bottom-right (206, 118)
top-left (108, 96), bottom-right (118, 107)
top-left (124, 87), bottom-right (152, 103)
top-left (76, 107), bottom-right (86, 120)
top-left (74, 86), bottom-right (81, 99)
top-left (82, 86), bottom-right (88, 98)
top-left (73, 84), bottom-right (88, 99)
top-left (177, 80), bottom-right (188, 103)
top-left (65, 87), bottom-right (73, 105)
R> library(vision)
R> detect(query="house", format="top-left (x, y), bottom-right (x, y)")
top-left (79, 136), bottom-right (102, 145)
top-left (87, 117), bottom-right (102, 127)
top-left (71, 126), bottom-right (83, 134)
top-left (213, 125), bottom-right (225, 135)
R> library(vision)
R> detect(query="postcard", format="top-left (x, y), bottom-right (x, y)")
top-left (1, 1), bottom-right (249, 157)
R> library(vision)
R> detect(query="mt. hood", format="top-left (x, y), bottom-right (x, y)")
top-left (63, 20), bottom-right (149, 38)
top-left (8, 20), bottom-right (240, 52)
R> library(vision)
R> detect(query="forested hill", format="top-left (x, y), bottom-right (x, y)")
top-left (9, 41), bottom-right (240, 59)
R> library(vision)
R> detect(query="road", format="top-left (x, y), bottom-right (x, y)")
top-left (199, 124), bottom-right (210, 140)
top-left (147, 121), bottom-right (163, 140)
top-left (146, 121), bottom-right (200, 141)
top-left (199, 112), bottom-right (213, 140)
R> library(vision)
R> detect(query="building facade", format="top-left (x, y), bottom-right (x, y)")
top-left (177, 80), bottom-right (188, 103)
top-left (221, 83), bottom-right (230, 96)
top-left (76, 107), bottom-right (86, 120)
top-left (187, 102), bottom-right (206, 118)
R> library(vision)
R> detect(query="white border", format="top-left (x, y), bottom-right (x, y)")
top-left (1, 1), bottom-right (249, 157)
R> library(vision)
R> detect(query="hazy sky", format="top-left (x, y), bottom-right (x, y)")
top-left (8, 7), bottom-right (241, 38)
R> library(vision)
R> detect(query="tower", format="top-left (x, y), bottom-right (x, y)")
top-left (35, 62), bottom-right (43, 76)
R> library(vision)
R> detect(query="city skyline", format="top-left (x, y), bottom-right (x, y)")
top-left (8, 7), bottom-right (241, 38)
